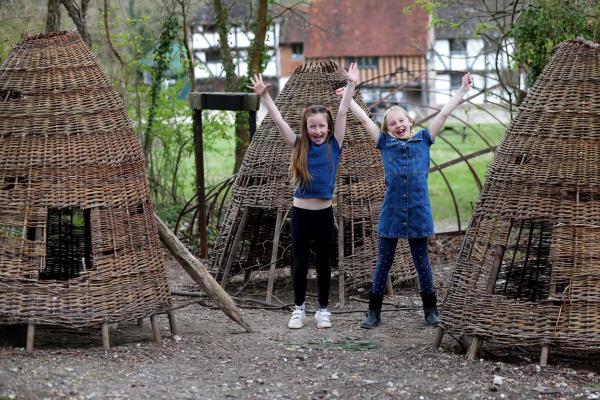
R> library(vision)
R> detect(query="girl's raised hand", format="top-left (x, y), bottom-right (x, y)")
top-left (248, 73), bottom-right (271, 96)
top-left (345, 62), bottom-right (359, 84)
top-left (335, 87), bottom-right (345, 97)
top-left (461, 72), bottom-right (473, 91)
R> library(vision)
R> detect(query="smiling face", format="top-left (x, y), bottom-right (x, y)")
top-left (383, 108), bottom-right (413, 139)
top-left (305, 112), bottom-right (330, 145)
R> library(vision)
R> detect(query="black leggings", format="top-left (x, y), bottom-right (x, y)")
top-left (291, 206), bottom-right (335, 308)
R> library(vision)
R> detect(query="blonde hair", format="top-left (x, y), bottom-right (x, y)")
top-left (382, 105), bottom-right (413, 136)
top-left (290, 105), bottom-right (334, 187)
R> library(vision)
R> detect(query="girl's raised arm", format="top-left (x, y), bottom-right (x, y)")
top-left (337, 87), bottom-right (380, 144)
top-left (248, 74), bottom-right (297, 148)
top-left (333, 62), bottom-right (358, 148)
top-left (429, 72), bottom-right (473, 139)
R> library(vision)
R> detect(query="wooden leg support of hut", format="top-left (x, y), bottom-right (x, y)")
top-left (26, 323), bottom-right (35, 353)
top-left (433, 326), bottom-right (444, 349)
top-left (150, 315), bottom-right (162, 345)
top-left (101, 323), bottom-right (110, 351)
top-left (137, 318), bottom-right (144, 329)
top-left (540, 345), bottom-right (549, 367)
top-left (155, 213), bottom-right (252, 333)
top-left (466, 336), bottom-right (482, 360)
top-left (168, 312), bottom-right (178, 336)
top-left (266, 210), bottom-right (283, 304)
top-left (337, 216), bottom-right (345, 307)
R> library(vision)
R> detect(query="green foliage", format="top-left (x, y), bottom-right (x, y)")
top-left (145, 15), bottom-right (181, 139)
top-left (510, 0), bottom-right (600, 86)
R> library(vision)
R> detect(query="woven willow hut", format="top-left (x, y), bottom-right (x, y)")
top-left (0, 32), bottom-right (171, 349)
top-left (210, 61), bottom-right (416, 303)
top-left (436, 39), bottom-right (600, 364)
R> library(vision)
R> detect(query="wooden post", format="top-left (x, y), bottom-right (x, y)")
top-left (337, 216), bottom-right (345, 307)
top-left (386, 276), bottom-right (394, 295)
top-left (167, 312), bottom-right (178, 336)
top-left (266, 209), bottom-right (284, 303)
top-left (101, 322), bottom-right (110, 350)
top-left (221, 207), bottom-right (249, 289)
top-left (155, 213), bottom-right (252, 332)
top-left (25, 323), bottom-right (35, 353)
top-left (466, 336), bottom-right (481, 360)
top-left (188, 92), bottom-right (259, 259)
top-left (486, 244), bottom-right (505, 293)
top-left (433, 326), bottom-right (444, 349)
top-left (540, 345), bottom-right (549, 367)
top-left (192, 108), bottom-right (208, 259)
top-left (137, 317), bottom-right (144, 329)
top-left (150, 315), bottom-right (161, 345)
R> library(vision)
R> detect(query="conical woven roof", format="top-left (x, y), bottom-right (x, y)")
top-left (441, 39), bottom-right (600, 351)
top-left (0, 31), bottom-right (171, 328)
top-left (210, 61), bottom-right (415, 294)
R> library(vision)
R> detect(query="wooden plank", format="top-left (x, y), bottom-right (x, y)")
top-left (190, 92), bottom-right (259, 111)
top-left (266, 209), bottom-right (284, 304)
top-left (101, 322), bottom-right (110, 350)
top-left (221, 207), bottom-right (249, 289)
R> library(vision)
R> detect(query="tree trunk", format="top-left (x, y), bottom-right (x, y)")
top-left (213, 0), bottom-right (269, 172)
top-left (60, 0), bottom-right (92, 47)
top-left (46, 0), bottom-right (62, 33)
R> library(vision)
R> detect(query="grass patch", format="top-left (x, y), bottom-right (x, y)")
top-left (427, 123), bottom-right (506, 231)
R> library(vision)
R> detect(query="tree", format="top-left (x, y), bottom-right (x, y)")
top-left (212, 0), bottom-right (269, 172)
top-left (509, 0), bottom-right (600, 86)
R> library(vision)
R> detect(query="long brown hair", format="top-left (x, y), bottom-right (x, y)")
top-left (290, 105), bottom-right (334, 188)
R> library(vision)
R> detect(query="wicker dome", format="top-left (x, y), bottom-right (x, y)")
top-left (210, 61), bottom-right (416, 298)
top-left (439, 39), bottom-right (600, 353)
top-left (0, 31), bottom-right (171, 328)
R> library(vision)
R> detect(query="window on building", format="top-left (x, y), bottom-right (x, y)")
top-left (291, 42), bottom-right (304, 61)
top-left (203, 24), bottom-right (217, 34)
top-left (449, 38), bottom-right (467, 56)
top-left (347, 56), bottom-right (378, 69)
top-left (205, 48), bottom-right (222, 63)
top-left (450, 72), bottom-right (463, 90)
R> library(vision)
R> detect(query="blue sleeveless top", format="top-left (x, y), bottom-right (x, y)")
top-left (293, 136), bottom-right (342, 200)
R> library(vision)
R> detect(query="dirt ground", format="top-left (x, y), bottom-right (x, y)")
top-left (1, 245), bottom-right (600, 400)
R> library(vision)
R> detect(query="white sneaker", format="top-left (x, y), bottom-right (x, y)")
top-left (315, 309), bottom-right (332, 329)
top-left (288, 309), bottom-right (305, 329)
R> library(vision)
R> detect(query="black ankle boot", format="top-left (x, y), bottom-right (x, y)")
top-left (360, 292), bottom-right (383, 329)
top-left (420, 291), bottom-right (441, 326)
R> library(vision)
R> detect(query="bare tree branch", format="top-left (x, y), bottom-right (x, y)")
top-left (103, 0), bottom-right (127, 105)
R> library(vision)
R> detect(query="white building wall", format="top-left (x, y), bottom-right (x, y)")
top-left (191, 24), bottom-right (279, 80)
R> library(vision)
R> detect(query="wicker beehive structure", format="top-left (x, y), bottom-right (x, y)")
top-left (437, 39), bottom-right (600, 360)
top-left (210, 61), bottom-right (416, 302)
top-left (0, 32), bottom-right (171, 336)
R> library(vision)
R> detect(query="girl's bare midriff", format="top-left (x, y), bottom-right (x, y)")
top-left (293, 197), bottom-right (332, 210)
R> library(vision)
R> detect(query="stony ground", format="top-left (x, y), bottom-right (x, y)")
top-left (1, 245), bottom-right (600, 400)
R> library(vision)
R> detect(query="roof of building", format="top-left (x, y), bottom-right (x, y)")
top-left (305, 0), bottom-right (430, 58)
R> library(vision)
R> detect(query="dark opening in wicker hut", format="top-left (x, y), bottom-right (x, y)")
top-left (438, 39), bottom-right (600, 357)
top-left (210, 61), bottom-right (416, 302)
top-left (0, 32), bottom-right (171, 329)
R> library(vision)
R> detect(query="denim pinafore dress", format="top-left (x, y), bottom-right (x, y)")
top-left (377, 128), bottom-right (435, 239)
